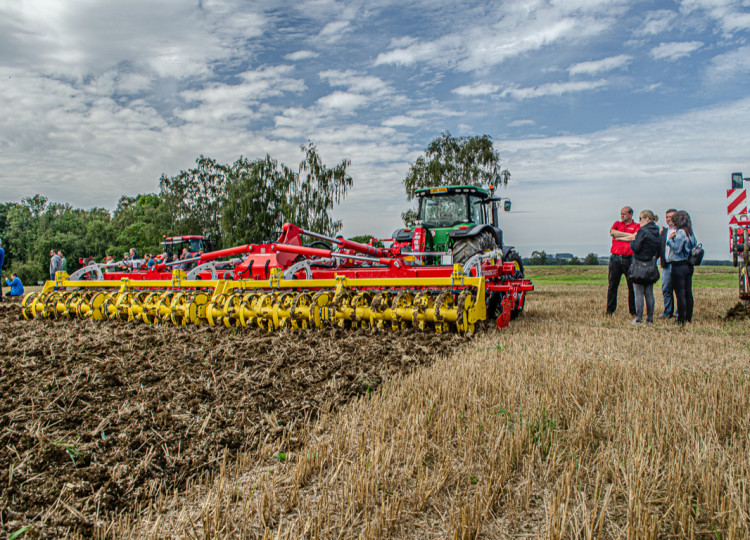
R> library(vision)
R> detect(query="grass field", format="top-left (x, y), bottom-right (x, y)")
top-left (116, 268), bottom-right (749, 539)
top-left (526, 264), bottom-right (737, 288)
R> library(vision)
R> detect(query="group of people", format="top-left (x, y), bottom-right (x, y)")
top-left (608, 207), bottom-right (698, 325)
top-left (0, 240), bottom-right (24, 299)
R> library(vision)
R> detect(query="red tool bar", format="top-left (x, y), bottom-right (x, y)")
top-left (300, 228), bottom-right (390, 258)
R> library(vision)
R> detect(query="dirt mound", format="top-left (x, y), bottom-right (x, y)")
top-left (724, 301), bottom-right (750, 320)
top-left (0, 307), bottom-right (468, 537)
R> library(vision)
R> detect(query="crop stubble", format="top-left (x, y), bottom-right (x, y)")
top-left (0, 304), bottom-right (467, 537)
top-left (128, 286), bottom-right (750, 539)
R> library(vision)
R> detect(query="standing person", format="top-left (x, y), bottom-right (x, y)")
top-left (0, 240), bottom-right (5, 300)
top-left (58, 250), bottom-right (68, 273)
top-left (49, 250), bottom-right (62, 280)
top-left (629, 211), bottom-right (660, 324)
top-left (658, 209), bottom-right (678, 318)
top-left (607, 206), bottom-right (640, 315)
top-left (667, 211), bottom-right (697, 324)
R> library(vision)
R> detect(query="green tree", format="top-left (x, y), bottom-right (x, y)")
top-left (567, 256), bottom-right (581, 265)
top-left (583, 252), bottom-right (599, 265)
top-left (159, 156), bottom-right (228, 243)
top-left (222, 143), bottom-right (352, 245)
top-left (403, 131), bottom-right (510, 200)
top-left (110, 194), bottom-right (171, 257)
top-left (529, 250), bottom-right (548, 265)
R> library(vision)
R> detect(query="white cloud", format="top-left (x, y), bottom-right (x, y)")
top-left (706, 45), bottom-right (750, 82)
top-left (381, 115), bottom-right (424, 128)
top-left (651, 41), bottom-right (703, 60)
top-left (501, 79), bottom-right (608, 100)
top-left (508, 119), bottom-right (535, 127)
top-left (680, 0), bottom-right (750, 32)
top-left (319, 70), bottom-right (392, 96)
top-left (638, 10), bottom-right (677, 35)
top-left (452, 83), bottom-right (500, 96)
top-left (568, 55), bottom-right (632, 76)
top-left (284, 50), bottom-right (319, 61)
top-left (316, 91), bottom-right (368, 112)
top-left (374, 1), bottom-right (624, 72)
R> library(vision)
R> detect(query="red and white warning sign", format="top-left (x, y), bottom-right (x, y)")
top-left (727, 189), bottom-right (747, 215)
top-left (730, 214), bottom-right (750, 225)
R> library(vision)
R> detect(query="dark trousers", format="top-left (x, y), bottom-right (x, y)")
top-left (607, 255), bottom-right (635, 315)
top-left (671, 261), bottom-right (694, 323)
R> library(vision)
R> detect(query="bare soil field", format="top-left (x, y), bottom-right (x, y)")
top-left (0, 305), bottom-right (467, 537)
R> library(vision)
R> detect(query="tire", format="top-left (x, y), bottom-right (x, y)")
top-left (504, 250), bottom-right (524, 279)
top-left (452, 230), bottom-right (497, 265)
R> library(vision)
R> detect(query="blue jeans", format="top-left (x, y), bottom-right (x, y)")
top-left (661, 265), bottom-right (675, 317)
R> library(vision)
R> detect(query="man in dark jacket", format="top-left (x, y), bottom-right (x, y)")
top-left (658, 209), bottom-right (677, 318)
top-left (0, 240), bottom-right (5, 300)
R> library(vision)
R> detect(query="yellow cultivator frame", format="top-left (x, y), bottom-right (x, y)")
top-left (23, 267), bottom-right (487, 334)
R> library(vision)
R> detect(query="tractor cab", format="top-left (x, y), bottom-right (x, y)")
top-left (161, 235), bottom-right (213, 259)
top-left (409, 185), bottom-right (510, 252)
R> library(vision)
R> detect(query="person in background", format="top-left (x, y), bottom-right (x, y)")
top-left (50, 250), bottom-right (62, 280)
top-left (129, 247), bottom-right (138, 260)
top-left (5, 273), bottom-right (24, 297)
top-left (667, 210), bottom-right (697, 325)
top-left (58, 250), bottom-right (67, 273)
top-left (146, 254), bottom-right (156, 269)
top-left (628, 210), bottom-right (660, 324)
top-left (607, 206), bottom-right (640, 316)
top-left (0, 240), bottom-right (5, 300)
top-left (658, 209), bottom-right (678, 318)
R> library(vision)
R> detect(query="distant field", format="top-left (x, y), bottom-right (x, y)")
top-left (526, 264), bottom-right (737, 288)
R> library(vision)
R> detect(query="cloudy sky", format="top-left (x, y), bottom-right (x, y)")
top-left (2, 0), bottom-right (750, 259)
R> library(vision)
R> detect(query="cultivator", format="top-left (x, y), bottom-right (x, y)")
top-left (728, 172), bottom-right (750, 301)
top-left (23, 222), bottom-right (533, 334)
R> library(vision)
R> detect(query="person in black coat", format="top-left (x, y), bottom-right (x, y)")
top-left (628, 210), bottom-right (660, 324)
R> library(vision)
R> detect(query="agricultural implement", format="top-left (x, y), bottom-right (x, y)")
top-left (728, 172), bottom-right (750, 301)
top-left (22, 186), bottom-right (533, 333)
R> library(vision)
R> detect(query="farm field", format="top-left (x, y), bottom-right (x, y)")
top-left (2, 268), bottom-right (749, 538)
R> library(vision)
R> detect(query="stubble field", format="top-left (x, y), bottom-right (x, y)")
top-left (1, 266), bottom-right (749, 538)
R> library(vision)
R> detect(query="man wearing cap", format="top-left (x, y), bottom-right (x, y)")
top-left (607, 206), bottom-right (640, 315)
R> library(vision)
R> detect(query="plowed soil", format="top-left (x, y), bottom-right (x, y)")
top-left (0, 304), bottom-right (468, 537)
top-left (725, 301), bottom-right (750, 320)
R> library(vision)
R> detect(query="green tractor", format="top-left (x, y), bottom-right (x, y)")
top-left (393, 185), bottom-right (524, 277)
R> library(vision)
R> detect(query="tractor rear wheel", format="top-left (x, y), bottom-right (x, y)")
top-left (504, 250), bottom-right (524, 279)
top-left (452, 230), bottom-right (497, 265)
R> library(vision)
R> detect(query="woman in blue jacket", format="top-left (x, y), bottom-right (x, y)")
top-left (667, 211), bottom-right (697, 324)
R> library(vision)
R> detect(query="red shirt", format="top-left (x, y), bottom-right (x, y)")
top-left (610, 220), bottom-right (640, 256)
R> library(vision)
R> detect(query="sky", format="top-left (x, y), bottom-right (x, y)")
top-left (1, 0), bottom-right (750, 260)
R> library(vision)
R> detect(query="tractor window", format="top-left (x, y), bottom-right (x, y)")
top-left (419, 194), bottom-right (468, 227)
top-left (189, 238), bottom-right (204, 252)
top-left (468, 195), bottom-right (487, 224)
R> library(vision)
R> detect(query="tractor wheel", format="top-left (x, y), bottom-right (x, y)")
top-left (504, 250), bottom-right (525, 279)
top-left (452, 230), bottom-right (497, 265)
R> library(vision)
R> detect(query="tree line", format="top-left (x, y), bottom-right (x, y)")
top-left (0, 143), bottom-right (352, 284)
top-left (0, 132), bottom-right (512, 285)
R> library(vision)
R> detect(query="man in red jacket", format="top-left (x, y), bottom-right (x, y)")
top-left (607, 206), bottom-right (640, 315)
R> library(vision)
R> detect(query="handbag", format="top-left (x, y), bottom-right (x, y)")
top-left (628, 256), bottom-right (659, 285)
top-left (688, 243), bottom-right (704, 266)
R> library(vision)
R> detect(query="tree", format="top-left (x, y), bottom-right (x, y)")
top-left (159, 156), bottom-right (228, 243)
top-left (403, 131), bottom-right (510, 200)
top-left (110, 194), bottom-right (171, 257)
top-left (583, 252), bottom-right (599, 265)
top-left (222, 143), bottom-right (352, 246)
top-left (529, 250), bottom-right (548, 265)
top-left (567, 256), bottom-right (581, 265)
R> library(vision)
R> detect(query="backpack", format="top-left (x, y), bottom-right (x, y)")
top-left (687, 234), bottom-right (703, 266)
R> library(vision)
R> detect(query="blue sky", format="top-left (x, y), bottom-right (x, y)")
top-left (1, 0), bottom-right (750, 259)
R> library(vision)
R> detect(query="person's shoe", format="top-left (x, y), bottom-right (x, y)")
top-left (646, 319), bottom-right (654, 324)
top-left (632, 319), bottom-right (642, 325)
